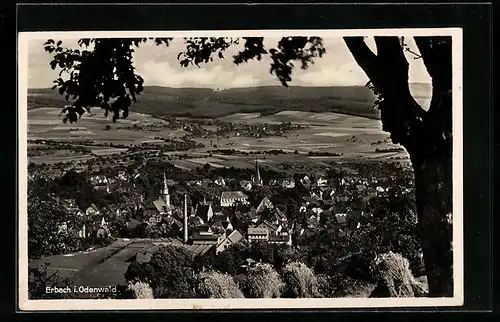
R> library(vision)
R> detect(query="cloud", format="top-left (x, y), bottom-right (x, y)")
top-left (139, 61), bottom-right (261, 88)
top-left (27, 36), bottom-right (431, 89)
top-left (295, 61), bottom-right (370, 86)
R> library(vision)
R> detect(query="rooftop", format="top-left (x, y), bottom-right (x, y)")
top-left (182, 244), bottom-right (214, 256)
top-left (221, 191), bottom-right (248, 200)
top-left (192, 231), bottom-right (219, 241)
top-left (269, 234), bottom-right (290, 242)
top-left (248, 227), bottom-right (269, 235)
top-left (227, 230), bottom-right (244, 244)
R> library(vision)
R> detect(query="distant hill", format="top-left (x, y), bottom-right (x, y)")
top-left (27, 84), bottom-right (431, 120)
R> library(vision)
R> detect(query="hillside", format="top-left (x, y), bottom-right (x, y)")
top-left (27, 84), bottom-right (431, 120)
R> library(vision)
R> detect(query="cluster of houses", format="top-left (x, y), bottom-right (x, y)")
top-left (48, 158), bottom-right (414, 258)
top-left (56, 198), bottom-right (116, 241)
top-left (89, 170), bottom-right (130, 193)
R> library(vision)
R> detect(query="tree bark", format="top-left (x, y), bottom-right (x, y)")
top-left (410, 141), bottom-right (453, 297)
top-left (344, 36), bottom-right (453, 297)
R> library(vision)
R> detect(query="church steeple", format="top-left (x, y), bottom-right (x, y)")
top-left (254, 158), bottom-right (263, 186)
top-left (162, 172), bottom-right (171, 207)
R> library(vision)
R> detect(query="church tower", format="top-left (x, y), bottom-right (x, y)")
top-left (254, 159), bottom-right (263, 186)
top-left (162, 172), bottom-right (171, 208)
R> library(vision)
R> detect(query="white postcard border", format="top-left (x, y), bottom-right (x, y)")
top-left (18, 27), bottom-right (464, 310)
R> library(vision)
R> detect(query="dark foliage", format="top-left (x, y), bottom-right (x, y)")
top-left (124, 244), bottom-right (197, 298)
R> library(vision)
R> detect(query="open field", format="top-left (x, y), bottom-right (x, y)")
top-left (28, 238), bottom-right (184, 289)
top-left (27, 106), bottom-right (410, 166)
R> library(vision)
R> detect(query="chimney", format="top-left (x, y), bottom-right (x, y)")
top-left (184, 194), bottom-right (188, 243)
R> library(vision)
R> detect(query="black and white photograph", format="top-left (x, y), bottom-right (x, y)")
top-left (18, 28), bottom-right (463, 310)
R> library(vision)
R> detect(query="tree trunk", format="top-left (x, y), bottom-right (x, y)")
top-left (409, 141), bottom-right (453, 297)
top-left (343, 36), bottom-right (454, 297)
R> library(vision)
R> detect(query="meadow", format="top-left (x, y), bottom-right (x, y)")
top-left (26, 84), bottom-right (426, 166)
top-left (27, 105), bottom-right (410, 168)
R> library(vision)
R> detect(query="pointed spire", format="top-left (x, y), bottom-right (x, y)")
top-left (254, 158), bottom-right (262, 186)
top-left (163, 171), bottom-right (168, 194)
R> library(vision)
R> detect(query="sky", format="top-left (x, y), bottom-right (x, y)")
top-left (27, 36), bottom-right (431, 89)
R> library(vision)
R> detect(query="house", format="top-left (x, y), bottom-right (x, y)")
top-left (240, 180), bottom-right (253, 192)
top-left (258, 220), bottom-right (279, 234)
top-left (95, 183), bottom-right (110, 193)
top-left (300, 175), bottom-right (312, 186)
top-left (90, 175), bottom-right (109, 185)
top-left (188, 215), bottom-right (206, 228)
top-left (247, 227), bottom-right (269, 243)
top-left (66, 205), bottom-right (85, 218)
top-left (182, 244), bottom-right (215, 257)
top-left (291, 221), bottom-right (305, 237)
top-left (240, 258), bottom-right (258, 272)
top-left (312, 207), bottom-right (323, 216)
top-left (356, 184), bottom-right (367, 192)
top-left (317, 177), bottom-right (328, 187)
top-left (77, 223), bottom-right (87, 238)
top-left (191, 230), bottom-right (225, 245)
top-left (216, 230), bottom-right (244, 254)
top-left (268, 232), bottom-right (292, 245)
top-left (220, 191), bottom-right (249, 207)
top-left (281, 179), bottom-right (295, 189)
top-left (335, 213), bottom-right (348, 225)
top-left (273, 208), bottom-right (287, 224)
top-left (256, 196), bottom-right (274, 214)
top-left (148, 213), bottom-right (163, 226)
top-left (164, 214), bottom-right (183, 229)
top-left (214, 177), bottom-right (226, 187)
top-left (85, 204), bottom-right (100, 217)
top-left (307, 214), bottom-right (320, 228)
top-left (116, 169), bottom-right (128, 181)
top-left (96, 218), bottom-right (110, 238)
top-left (208, 213), bottom-right (233, 233)
top-left (310, 189), bottom-right (323, 201)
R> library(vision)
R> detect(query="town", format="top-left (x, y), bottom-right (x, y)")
top-left (28, 150), bottom-right (425, 299)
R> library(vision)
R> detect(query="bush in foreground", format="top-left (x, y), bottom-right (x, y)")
top-left (127, 281), bottom-right (154, 299)
top-left (282, 262), bottom-right (321, 298)
top-left (124, 245), bottom-right (197, 298)
top-left (244, 263), bottom-right (284, 298)
top-left (370, 251), bottom-right (427, 297)
top-left (196, 270), bottom-right (244, 298)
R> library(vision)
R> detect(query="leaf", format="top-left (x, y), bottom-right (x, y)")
top-left (57, 40), bottom-right (62, 47)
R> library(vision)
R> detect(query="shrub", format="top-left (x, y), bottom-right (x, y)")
top-left (281, 262), bottom-right (321, 298)
top-left (370, 251), bottom-right (427, 297)
top-left (196, 270), bottom-right (244, 298)
top-left (127, 281), bottom-right (154, 299)
top-left (124, 245), bottom-right (197, 298)
top-left (244, 263), bottom-right (284, 298)
top-left (316, 274), bottom-right (337, 298)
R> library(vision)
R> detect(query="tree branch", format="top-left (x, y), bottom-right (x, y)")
top-left (344, 36), bottom-right (426, 147)
top-left (343, 37), bottom-right (379, 83)
top-left (414, 36), bottom-right (452, 91)
top-left (414, 36), bottom-right (452, 145)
